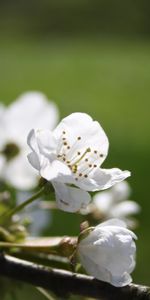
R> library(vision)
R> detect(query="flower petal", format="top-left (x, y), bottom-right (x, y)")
top-left (93, 191), bottom-right (113, 214)
top-left (110, 272), bottom-right (132, 287)
top-left (91, 168), bottom-right (131, 191)
top-left (0, 105), bottom-right (7, 150)
top-left (0, 155), bottom-right (6, 175)
top-left (40, 160), bottom-right (72, 182)
top-left (52, 181), bottom-right (91, 212)
top-left (3, 153), bottom-right (39, 190)
top-left (36, 129), bottom-right (57, 157)
top-left (97, 218), bottom-right (127, 228)
top-left (27, 129), bottom-right (40, 153)
top-left (75, 177), bottom-right (99, 192)
top-left (27, 152), bottom-right (40, 171)
top-left (3, 91), bottom-right (59, 141)
top-left (111, 201), bottom-right (141, 218)
top-left (111, 181), bottom-right (131, 202)
top-left (54, 112), bottom-right (109, 165)
top-left (28, 129), bottom-right (57, 162)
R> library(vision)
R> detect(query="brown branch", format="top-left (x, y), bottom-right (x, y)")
top-left (0, 254), bottom-right (149, 300)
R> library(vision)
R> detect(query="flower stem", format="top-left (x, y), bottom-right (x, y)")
top-left (0, 186), bottom-right (45, 224)
top-left (36, 287), bottom-right (56, 300)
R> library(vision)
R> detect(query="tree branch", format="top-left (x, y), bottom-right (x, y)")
top-left (0, 254), bottom-right (149, 300)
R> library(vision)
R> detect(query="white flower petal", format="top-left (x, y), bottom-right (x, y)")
top-left (75, 177), bottom-right (99, 192)
top-left (111, 181), bottom-right (131, 202)
top-left (36, 129), bottom-right (57, 157)
top-left (52, 181), bottom-right (91, 212)
top-left (79, 252), bottom-right (132, 287)
top-left (0, 155), bottom-right (6, 175)
top-left (75, 168), bottom-right (130, 192)
top-left (54, 112), bottom-right (109, 165)
top-left (3, 153), bottom-right (39, 190)
top-left (91, 168), bottom-right (131, 191)
top-left (79, 253), bottom-right (112, 282)
top-left (0, 93), bottom-right (59, 190)
top-left (3, 92), bottom-right (59, 141)
top-left (27, 129), bottom-right (40, 153)
top-left (0, 105), bottom-right (7, 150)
top-left (97, 218), bottom-right (127, 228)
top-left (93, 191), bottom-right (113, 214)
top-left (111, 201), bottom-right (141, 218)
top-left (110, 272), bottom-right (132, 287)
top-left (40, 160), bottom-right (72, 182)
top-left (27, 152), bottom-right (40, 171)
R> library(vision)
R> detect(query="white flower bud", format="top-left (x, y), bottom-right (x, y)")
top-left (78, 219), bottom-right (137, 287)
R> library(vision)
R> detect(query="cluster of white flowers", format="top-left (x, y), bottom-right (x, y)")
top-left (0, 93), bottom-right (138, 288)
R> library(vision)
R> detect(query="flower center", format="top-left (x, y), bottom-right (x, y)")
top-left (2, 143), bottom-right (20, 161)
top-left (57, 131), bottom-right (104, 180)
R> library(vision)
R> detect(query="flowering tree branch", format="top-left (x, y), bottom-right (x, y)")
top-left (0, 254), bottom-right (149, 300)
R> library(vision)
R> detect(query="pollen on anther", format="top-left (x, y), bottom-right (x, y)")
top-left (100, 154), bottom-right (104, 157)
top-left (79, 173), bottom-right (82, 177)
top-left (85, 158), bottom-right (88, 162)
top-left (63, 158), bottom-right (66, 161)
top-left (84, 174), bottom-right (88, 178)
top-left (67, 146), bottom-right (70, 149)
top-left (89, 164), bottom-right (92, 168)
top-left (94, 164), bottom-right (97, 167)
top-left (77, 136), bottom-right (81, 140)
top-left (77, 152), bottom-right (81, 155)
top-left (64, 142), bottom-right (67, 146)
top-left (94, 150), bottom-right (97, 154)
top-left (63, 131), bottom-right (66, 134)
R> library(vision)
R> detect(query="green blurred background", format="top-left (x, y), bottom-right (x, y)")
top-left (0, 0), bottom-right (150, 298)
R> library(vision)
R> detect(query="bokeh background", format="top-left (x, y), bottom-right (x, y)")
top-left (0, 1), bottom-right (150, 299)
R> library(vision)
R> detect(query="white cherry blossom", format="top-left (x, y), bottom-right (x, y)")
top-left (27, 112), bottom-right (130, 212)
top-left (93, 181), bottom-right (140, 226)
top-left (0, 92), bottom-right (59, 190)
top-left (78, 219), bottom-right (137, 287)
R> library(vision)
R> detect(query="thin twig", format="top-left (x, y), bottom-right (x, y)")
top-left (0, 187), bottom-right (45, 224)
top-left (36, 287), bottom-right (56, 300)
top-left (0, 254), bottom-right (149, 300)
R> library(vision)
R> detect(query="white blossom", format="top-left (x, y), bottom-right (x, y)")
top-left (78, 219), bottom-right (137, 287)
top-left (0, 92), bottom-right (59, 190)
top-left (93, 181), bottom-right (140, 226)
top-left (27, 112), bottom-right (130, 212)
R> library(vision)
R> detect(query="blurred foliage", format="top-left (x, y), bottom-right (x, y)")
top-left (0, 0), bottom-right (150, 37)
